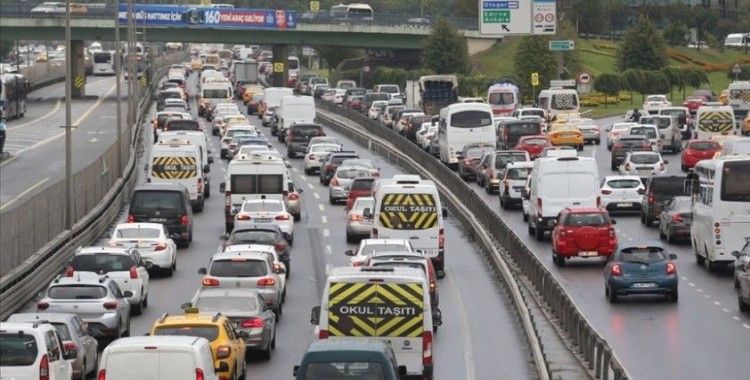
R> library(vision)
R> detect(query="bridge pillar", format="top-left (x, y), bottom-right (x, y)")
top-left (70, 40), bottom-right (86, 97)
top-left (271, 44), bottom-right (288, 88)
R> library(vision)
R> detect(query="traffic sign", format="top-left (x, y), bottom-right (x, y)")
top-left (479, 0), bottom-right (555, 35)
top-left (273, 62), bottom-right (284, 73)
top-left (310, 1), bottom-right (320, 12)
top-left (531, 72), bottom-right (539, 86)
top-left (362, 65), bottom-right (371, 73)
top-left (532, 0), bottom-right (556, 35)
top-left (549, 40), bottom-right (574, 51)
top-left (732, 64), bottom-right (742, 74)
top-left (577, 72), bottom-right (591, 84)
top-left (550, 79), bottom-right (576, 87)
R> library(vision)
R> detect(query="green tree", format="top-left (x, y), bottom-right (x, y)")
top-left (572, 0), bottom-right (605, 35)
top-left (557, 20), bottom-right (583, 77)
top-left (683, 67), bottom-right (709, 91)
top-left (316, 46), bottom-right (363, 69)
top-left (421, 18), bottom-right (469, 75)
top-left (593, 73), bottom-right (623, 108)
top-left (621, 69), bottom-right (644, 104)
top-left (663, 21), bottom-right (689, 46)
top-left (513, 36), bottom-right (556, 102)
top-left (617, 17), bottom-right (668, 71)
top-left (660, 66), bottom-right (684, 99)
top-left (453, 0), bottom-right (478, 18)
top-left (641, 71), bottom-right (671, 96)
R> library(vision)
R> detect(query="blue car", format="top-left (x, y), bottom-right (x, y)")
top-left (604, 243), bottom-right (679, 303)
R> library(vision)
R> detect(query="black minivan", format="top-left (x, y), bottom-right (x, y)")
top-left (128, 184), bottom-right (193, 247)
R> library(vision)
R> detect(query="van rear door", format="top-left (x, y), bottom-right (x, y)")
top-left (106, 349), bottom-right (197, 380)
top-left (377, 192), bottom-right (440, 257)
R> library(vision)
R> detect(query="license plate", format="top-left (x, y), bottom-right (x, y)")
top-left (632, 283), bottom-right (657, 288)
top-left (150, 218), bottom-right (167, 222)
top-left (616, 203), bottom-right (632, 208)
top-left (254, 218), bottom-right (272, 223)
top-left (578, 251), bottom-right (598, 257)
top-left (638, 170), bottom-right (651, 176)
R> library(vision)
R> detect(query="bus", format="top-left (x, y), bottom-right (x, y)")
top-left (93, 50), bottom-right (116, 76)
top-left (438, 102), bottom-right (494, 168)
top-left (691, 155), bottom-right (750, 271)
top-left (1, 73), bottom-right (29, 119)
top-left (330, 3), bottom-right (374, 21)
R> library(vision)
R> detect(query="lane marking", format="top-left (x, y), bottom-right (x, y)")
top-left (291, 166), bottom-right (298, 173)
top-left (325, 245), bottom-right (332, 255)
top-left (307, 183), bottom-right (314, 190)
top-left (445, 273), bottom-right (477, 380)
top-left (696, 289), bottom-right (703, 293)
top-left (689, 282), bottom-right (695, 287)
top-left (321, 215), bottom-right (327, 224)
top-left (7, 100), bottom-right (62, 131)
top-left (714, 301), bottom-right (721, 306)
top-left (313, 192), bottom-right (320, 199)
top-left (0, 177), bottom-right (50, 211)
top-left (323, 229), bottom-right (330, 237)
top-left (732, 316), bottom-right (740, 321)
top-left (318, 204), bottom-right (324, 211)
top-left (722, 308), bottom-right (730, 313)
top-left (743, 324), bottom-right (750, 329)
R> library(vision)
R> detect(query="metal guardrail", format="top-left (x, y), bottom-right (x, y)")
top-left (315, 100), bottom-right (632, 380)
top-left (0, 55), bottom-right (184, 319)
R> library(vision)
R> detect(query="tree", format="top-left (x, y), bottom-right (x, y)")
top-left (621, 69), bottom-right (644, 104)
top-left (421, 18), bottom-right (469, 75)
top-left (572, 0), bottom-right (605, 36)
top-left (660, 66), bottom-right (684, 100)
top-left (663, 21), bottom-right (689, 46)
top-left (617, 17), bottom-right (668, 71)
top-left (316, 46), bottom-right (363, 69)
top-left (683, 67), bottom-right (709, 91)
top-left (513, 36), bottom-right (556, 102)
top-left (593, 73), bottom-right (623, 108)
top-left (641, 71), bottom-right (671, 96)
top-left (453, 0), bottom-right (478, 18)
top-left (558, 20), bottom-right (583, 77)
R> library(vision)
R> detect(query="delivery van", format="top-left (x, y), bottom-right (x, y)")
top-left (147, 139), bottom-right (206, 212)
top-left (159, 130), bottom-right (214, 199)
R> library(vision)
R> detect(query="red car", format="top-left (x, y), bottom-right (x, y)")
top-left (345, 177), bottom-right (376, 210)
top-left (551, 208), bottom-right (618, 266)
top-left (514, 135), bottom-right (553, 160)
top-left (682, 97), bottom-right (705, 114)
top-left (681, 140), bottom-right (721, 171)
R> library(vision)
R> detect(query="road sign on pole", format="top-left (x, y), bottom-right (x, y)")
top-left (732, 63), bottom-right (742, 80)
top-left (531, 72), bottom-right (539, 86)
top-left (310, 1), bottom-right (320, 12)
top-left (548, 40), bottom-right (575, 51)
top-left (479, 0), bottom-right (555, 36)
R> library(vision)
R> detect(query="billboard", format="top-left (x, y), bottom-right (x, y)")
top-left (117, 4), bottom-right (297, 29)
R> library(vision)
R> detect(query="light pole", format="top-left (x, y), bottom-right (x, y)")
top-left (64, 0), bottom-right (72, 229)
top-left (126, 0), bottom-right (135, 134)
top-left (114, 0), bottom-right (122, 175)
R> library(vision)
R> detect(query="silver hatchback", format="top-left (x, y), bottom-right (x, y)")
top-left (329, 167), bottom-right (371, 204)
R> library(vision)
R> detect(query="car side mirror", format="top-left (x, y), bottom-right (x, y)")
top-left (732, 251), bottom-right (740, 258)
top-left (63, 346), bottom-right (78, 360)
top-left (521, 189), bottom-right (529, 199)
top-left (144, 261), bottom-right (154, 270)
top-left (398, 365), bottom-right (407, 378)
top-left (203, 164), bottom-right (210, 173)
top-left (219, 182), bottom-right (226, 193)
top-left (669, 253), bottom-right (678, 260)
top-left (310, 306), bottom-right (321, 325)
top-left (363, 208), bottom-right (372, 219)
top-left (442, 207), bottom-right (448, 219)
top-left (344, 249), bottom-right (355, 256)
top-left (610, 219), bottom-right (617, 225)
top-left (218, 234), bottom-right (228, 241)
top-left (123, 291), bottom-right (134, 298)
top-left (663, 160), bottom-right (669, 165)
top-left (294, 365), bottom-right (300, 377)
top-left (605, 126), bottom-right (612, 132)
top-left (208, 156), bottom-right (214, 164)
top-left (197, 267), bottom-right (207, 275)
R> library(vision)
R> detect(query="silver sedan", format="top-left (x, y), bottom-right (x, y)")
top-left (328, 167), bottom-right (371, 205)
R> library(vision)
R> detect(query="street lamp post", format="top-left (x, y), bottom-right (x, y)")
top-left (114, 0), bottom-right (122, 175)
top-left (64, 0), bottom-right (73, 229)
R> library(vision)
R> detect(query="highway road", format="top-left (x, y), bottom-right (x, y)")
top-left (344, 110), bottom-right (750, 380)
top-left (0, 75), bottom-right (124, 209)
top-left (102, 74), bottom-right (536, 379)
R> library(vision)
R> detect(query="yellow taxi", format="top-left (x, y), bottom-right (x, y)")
top-left (547, 124), bottom-right (584, 151)
top-left (742, 114), bottom-right (750, 136)
top-left (242, 84), bottom-right (264, 105)
top-left (191, 58), bottom-right (203, 71)
top-left (549, 111), bottom-right (581, 127)
top-left (149, 308), bottom-right (246, 380)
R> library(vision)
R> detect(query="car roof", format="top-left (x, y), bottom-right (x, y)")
top-left (76, 246), bottom-right (132, 255)
top-left (617, 242), bottom-right (665, 251)
top-left (133, 183), bottom-right (188, 192)
top-left (114, 222), bottom-right (163, 230)
top-left (231, 223), bottom-right (282, 232)
top-left (194, 288), bottom-right (261, 299)
top-left (107, 336), bottom-right (206, 348)
top-left (0, 322), bottom-right (54, 333)
top-left (306, 338), bottom-right (392, 353)
top-left (563, 207), bottom-right (607, 214)
top-left (369, 251), bottom-right (426, 260)
top-left (52, 272), bottom-right (110, 285)
top-left (603, 175), bottom-right (641, 181)
top-left (154, 312), bottom-right (225, 326)
top-left (360, 239), bottom-right (410, 246)
top-left (213, 250), bottom-right (270, 261)
top-left (7, 313), bottom-right (77, 324)
top-left (221, 244), bottom-right (276, 254)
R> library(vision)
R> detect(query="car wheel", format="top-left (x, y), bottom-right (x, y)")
top-left (304, 167), bottom-right (311, 175)
top-left (287, 150), bottom-right (294, 158)
top-left (131, 300), bottom-right (142, 316)
top-left (271, 331), bottom-right (276, 349)
top-left (640, 211), bottom-right (646, 224)
top-left (607, 144), bottom-right (612, 151)
top-left (275, 304), bottom-right (282, 321)
top-left (204, 185), bottom-right (210, 199)
top-left (225, 223), bottom-right (234, 234)
top-left (577, 144), bottom-right (584, 151)
top-left (669, 289), bottom-right (679, 303)
top-left (740, 295), bottom-right (750, 312)
top-left (167, 261), bottom-right (176, 277)
top-left (611, 162), bottom-right (617, 171)
top-left (535, 225), bottom-right (545, 241)
top-left (552, 252), bottom-right (565, 267)
top-left (142, 293), bottom-right (148, 308)
top-left (261, 341), bottom-right (272, 360)
top-left (607, 286), bottom-right (618, 303)
top-left (192, 202), bottom-right (203, 213)
top-left (293, 213), bottom-right (300, 222)
top-left (528, 221), bottom-right (535, 236)
top-left (694, 242), bottom-right (705, 265)
top-left (346, 233), bottom-right (354, 243)
top-left (667, 230), bottom-right (676, 244)
top-left (329, 195), bottom-right (336, 205)
top-left (122, 319), bottom-right (130, 337)
top-left (523, 212), bottom-right (528, 222)
top-left (500, 197), bottom-right (507, 210)
top-left (595, 139), bottom-right (601, 145)
top-left (681, 163), bottom-right (687, 172)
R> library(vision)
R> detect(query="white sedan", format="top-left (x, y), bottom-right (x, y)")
top-left (235, 199), bottom-right (295, 244)
top-left (344, 239), bottom-right (414, 267)
top-left (605, 122), bottom-right (637, 150)
top-left (642, 94), bottom-right (671, 114)
top-left (619, 151), bottom-right (668, 178)
top-left (303, 143), bottom-right (342, 174)
top-left (600, 175), bottom-right (645, 214)
top-left (109, 222), bottom-right (177, 276)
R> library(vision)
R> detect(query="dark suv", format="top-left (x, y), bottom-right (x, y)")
top-left (286, 123), bottom-right (325, 158)
top-left (319, 151), bottom-right (359, 186)
top-left (128, 184), bottom-right (193, 247)
top-left (610, 134), bottom-right (652, 170)
top-left (640, 175), bottom-right (689, 227)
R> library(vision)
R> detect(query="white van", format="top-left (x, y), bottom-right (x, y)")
top-left (0, 322), bottom-right (75, 380)
top-left (368, 175), bottom-right (447, 277)
top-left (437, 102), bottom-right (495, 168)
top-left (526, 156), bottom-right (600, 240)
top-left (221, 153), bottom-right (290, 232)
top-left (694, 104), bottom-right (737, 140)
top-left (98, 336), bottom-right (218, 380)
top-left (277, 95), bottom-right (316, 136)
top-left (148, 139), bottom-right (205, 212)
top-left (537, 88), bottom-right (580, 120)
top-left (311, 266), bottom-right (438, 379)
top-left (159, 131), bottom-right (213, 199)
top-left (720, 136), bottom-right (750, 156)
top-left (199, 79), bottom-right (232, 117)
top-left (262, 87), bottom-right (294, 126)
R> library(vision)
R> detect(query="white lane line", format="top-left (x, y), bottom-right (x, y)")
top-left (714, 301), bottom-right (721, 306)
top-left (445, 274), bottom-right (477, 380)
top-left (704, 294), bottom-right (710, 298)
top-left (681, 276), bottom-right (687, 280)
top-left (325, 245), bottom-right (332, 255)
top-left (7, 100), bottom-right (62, 131)
top-left (300, 176), bottom-right (308, 182)
top-left (689, 282), bottom-right (695, 287)
top-left (722, 308), bottom-right (730, 313)
top-left (732, 316), bottom-right (740, 321)
top-left (291, 167), bottom-right (298, 173)
top-left (696, 289), bottom-right (703, 293)
top-left (323, 229), bottom-right (330, 237)
top-left (743, 323), bottom-right (750, 329)
top-left (318, 204), bottom-right (324, 211)
top-left (313, 192), bottom-right (320, 199)
top-left (0, 177), bottom-right (50, 211)
top-left (321, 216), bottom-right (328, 224)
top-left (307, 183), bottom-right (314, 190)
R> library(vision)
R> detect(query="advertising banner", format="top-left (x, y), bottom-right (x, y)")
top-left (117, 3), bottom-right (297, 29)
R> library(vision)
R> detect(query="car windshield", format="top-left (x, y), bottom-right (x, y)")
top-left (153, 326), bottom-right (219, 342)
top-left (606, 179), bottom-right (641, 189)
top-left (48, 285), bottom-right (108, 300)
top-left (619, 247), bottom-right (667, 264)
top-left (464, 146), bottom-right (493, 158)
top-left (721, 161), bottom-right (750, 202)
top-left (495, 154), bottom-right (526, 169)
top-left (359, 244), bottom-right (408, 256)
top-left (303, 362), bottom-right (386, 379)
top-left (629, 127), bottom-right (657, 139)
top-left (0, 333), bottom-right (38, 366)
top-left (670, 197), bottom-right (693, 211)
top-left (131, 191), bottom-right (183, 212)
top-left (688, 141), bottom-right (720, 151)
top-left (242, 201), bottom-right (284, 213)
top-left (650, 177), bottom-right (688, 196)
top-left (630, 154), bottom-right (660, 164)
top-left (353, 199), bottom-right (375, 211)
top-left (115, 228), bottom-right (161, 239)
top-left (194, 296), bottom-right (259, 313)
top-left (228, 229), bottom-right (277, 244)
top-left (337, 169), bottom-right (370, 179)
top-left (72, 254), bottom-right (132, 274)
top-left (564, 213), bottom-right (609, 226)
top-left (209, 259), bottom-right (267, 277)
top-left (506, 168), bottom-right (530, 180)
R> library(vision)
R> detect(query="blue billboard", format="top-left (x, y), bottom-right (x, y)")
top-left (117, 3), bottom-right (297, 29)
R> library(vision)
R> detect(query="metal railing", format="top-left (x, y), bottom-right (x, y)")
top-left (315, 100), bottom-right (631, 380)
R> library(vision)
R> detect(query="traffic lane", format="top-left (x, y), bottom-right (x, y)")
top-left (0, 78), bottom-right (122, 205)
top-left (466, 139), bottom-right (750, 380)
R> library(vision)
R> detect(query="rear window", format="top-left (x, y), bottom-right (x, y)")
top-left (71, 254), bottom-right (133, 274)
top-left (209, 259), bottom-right (267, 277)
top-left (153, 326), bottom-right (219, 342)
top-left (359, 244), bottom-right (409, 257)
top-left (131, 191), bottom-right (184, 212)
top-left (165, 120), bottom-right (199, 131)
top-left (688, 141), bottom-right (720, 151)
top-left (629, 127), bottom-right (657, 139)
top-left (506, 123), bottom-right (540, 135)
top-left (522, 137), bottom-right (549, 145)
top-left (302, 362), bottom-right (386, 380)
top-left (337, 169), bottom-right (370, 179)
top-left (230, 174), bottom-right (284, 194)
top-left (649, 177), bottom-right (688, 196)
top-left (291, 125), bottom-right (323, 137)
top-left (495, 154), bottom-right (527, 169)
top-left (564, 213), bottom-right (609, 226)
top-left (506, 167), bottom-right (530, 180)
top-left (241, 201), bottom-right (284, 212)
top-left (48, 285), bottom-right (108, 300)
top-left (194, 296), bottom-right (260, 313)
top-left (606, 179), bottom-right (641, 189)
top-left (227, 229), bottom-right (278, 245)
top-left (630, 154), bottom-right (660, 164)
top-left (115, 228), bottom-right (161, 239)
top-left (331, 156), bottom-right (358, 165)
top-left (451, 110), bottom-right (493, 128)
top-left (351, 178), bottom-right (375, 191)
top-left (0, 333), bottom-right (38, 366)
top-left (619, 247), bottom-right (667, 263)
top-left (51, 323), bottom-right (72, 340)
top-left (721, 161), bottom-right (750, 202)
top-left (464, 146), bottom-right (494, 158)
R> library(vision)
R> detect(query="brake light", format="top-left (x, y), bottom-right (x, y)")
top-left (40, 354), bottom-right (49, 380)
top-left (647, 192), bottom-right (655, 204)
top-left (154, 242), bottom-right (167, 251)
top-left (309, 154), bottom-right (315, 160)
top-left (195, 368), bottom-right (204, 380)
top-left (613, 143), bottom-right (622, 150)
top-left (257, 277), bottom-right (276, 286)
top-left (180, 215), bottom-right (190, 225)
top-left (65, 265), bottom-right (74, 277)
top-left (275, 214), bottom-right (290, 221)
top-left (331, 178), bottom-right (339, 186)
top-left (63, 341), bottom-right (77, 352)
top-left (625, 163), bottom-right (631, 171)
top-left (37, 302), bottom-right (49, 311)
top-left (240, 318), bottom-right (265, 328)
top-left (672, 214), bottom-right (683, 223)
top-left (274, 242), bottom-right (287, 251)
top-left (610, 264), bottom-right (622, 276)
top-left (536, 198), bottom-right (543, 216)
top-left (666, 262), bottom-right (676, 275)
top-left (349, 214), bottom-right (363, 222)
top-left (319, 329), bottom-right (329, 339)
top-left (601, 189), bottom-right (612, 195)
top-left (202, 277), bottom-right (220, 286)
top-left (423, 331), bottom-right (433, 365)
top-left (438, 228), bottom-right (445, 249)
top-left (129, 266), bottom-right (138, 279)
top-left (98, 369), bottom-right (106, 380)
top-left (236, 213), bottom-right (251, 221)
top-left (103, 301), bottom-right (118, 310)
top-left (216, 345), bottom-right (231, 359)
top-left (288, 193), bottom-right (299, 200)
top-left (126, 214), bottom-right (135, 223)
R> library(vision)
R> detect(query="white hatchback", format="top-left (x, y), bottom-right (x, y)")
top-left (600, 175), bottom-right (645, 214)
top-left (109, 223), bottom-right (177, 276)
top-left (619, 152), bottom-right (668, 178)
top-left (234, 199), bottom-right (294, 244)
top-left (303, 143), bottom-right (342, 174)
